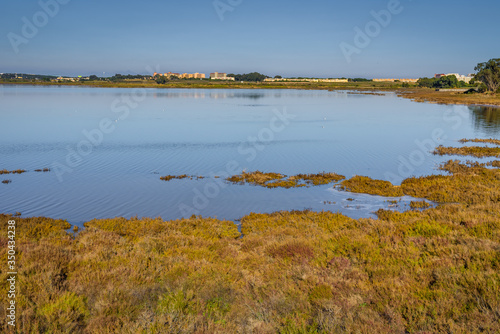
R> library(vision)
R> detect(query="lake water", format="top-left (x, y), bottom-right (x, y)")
top-left (1, 85), bottom-right (499, 226)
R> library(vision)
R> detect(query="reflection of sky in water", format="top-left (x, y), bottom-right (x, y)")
top-left (0, 85), bottom-right (499, 224)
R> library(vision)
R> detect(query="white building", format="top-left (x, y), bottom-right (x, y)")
top-left (445, 73), bottom-right (474, 84)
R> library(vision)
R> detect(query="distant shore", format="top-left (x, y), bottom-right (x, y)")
top-left (1, 79), bottom-right (499, 107)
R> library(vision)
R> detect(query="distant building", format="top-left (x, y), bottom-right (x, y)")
top-left (445, 73), bottom-right (474, 83)
top-left (179, 72), bottom-right (206, 79)
top-left (210, 72), bottom-right (235, 80)
top-left (434, 73), bottom-right (474, 83)
top-left (155, 72), bottom-right (206, 79)
top-left (373, 78), bottom-right (419, 83)
top-left (263, 78), bottom-right (348, 83)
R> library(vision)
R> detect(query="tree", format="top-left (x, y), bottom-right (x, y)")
top-left (227, 72), bottom-right (269, 82)
top-left (155, 76), bottom-right (168, 84)
top-left (274, 75), bottom-right (282, 79)
top-left (474, 58), bottom-right (500, 93)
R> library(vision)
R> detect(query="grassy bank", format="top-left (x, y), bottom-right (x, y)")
top-left (2, 79), bottom-right (499, 106)
top-left (1, 139), bottom-right (500, 333)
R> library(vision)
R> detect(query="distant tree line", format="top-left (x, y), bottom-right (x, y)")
top-left (108, 74), bottom-right (152, 81)
top-left (0, 73), bottom-right (56, 81)
top-left (227, 72), bottom-right (269, 82)
top-left (348, 78), bottom-right (372, 82)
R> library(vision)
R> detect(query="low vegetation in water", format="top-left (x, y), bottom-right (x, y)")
top-left (409, 200), bottom-right (431, 209)
top-left (160, 174), bottom-right (204, 181)
top-left (488, 160), bottom-right (500, 167)
top-left (289, 172), bottom-right (345, 185)
top-left (1, 138), bottom-right (498, 332)
top-left (401, 159), bottom-right (500, 204)
top-left (433, 145), bottom-right (500, 158)
top-left (227, 171), bottom-right (345, 188)
top-left (337, 175), bottom-right (404, 197)
top-left (2, 179), bottom-right (499, 333)
top-left (0, 169), bottom-right (26, 175)
top-left (459, 138), bottom-right (500, 146)
top-left (1, 179), bottom-right (12, 184)
top-left (34, 168), bottom-right (51, 172)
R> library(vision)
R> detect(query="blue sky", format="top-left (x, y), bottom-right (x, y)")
top-left (0, 0), bottom-right (498, 78)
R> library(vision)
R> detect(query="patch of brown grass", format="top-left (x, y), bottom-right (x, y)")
top-left (160, 174), bottom-right (202, 181)
top-left (290, 172), bottom-right (345, 185)
top-left (0, 169), bottom-right (27, 175)
top-left (227, 171), bottom-right (345, 188)
top-left (433, 145), bottom-right (500, 158)
top-left (337, 175), bottom-right (404, 197)
top-left (459, 138), bottom-right (500, 146)
top-left (409, 201), bottom-right (431, 209)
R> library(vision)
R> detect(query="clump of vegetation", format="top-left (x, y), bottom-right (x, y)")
top-left (0, 169), bottom-right (26, 175)
top-left (433, 145), bottom-right (500, 158)
top-left (227, 170), bottom-right (286, 186)
top-left (290, 172), bottom-right (345, 185)
top-left (459, 138), bottom-right (500, 146)
top-left (34, 168), bottom-right (51, 172)
top-left (227, 171), bottom-right (345, 188)
top-left (487, 160), bottom-right (500, 168)
top-left (160, 174), bottom-right (202, 181)
top-left (409, 200), bottom-right (431, 209)
top-left (401, 160), bottom-right (500, 204)
top-left (2, 179), bottom-right (12, 184)
top-left (337, 175), bottom-right (404, 197)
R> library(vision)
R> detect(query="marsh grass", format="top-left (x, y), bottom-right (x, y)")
top-left (337, 175), bottom-right (404, 197)
top-left (433, 145), bottom-right (500, 158)
top-left (2, 179), bottom-right (12, 184)
top-left (289, 172), bottom-right (345, 185)
top-left (0, 169), bottom-right (26, 175)
top-left (487, 160), bottom-right (500, 168)
top-left (2, 195), bottom-right (499, 332)
top-left (34, 168), bottom-right (51, 172)
top-left (160, 174), bottom-right (203, 181)
top-left (227, 171), bottom-right (345, 189)
top-left (1, 139), bottom-right (499, 332)
top-left (409, 201), bottom-right (431, 209)
top-left (459, 138), bottom-right (500, 146)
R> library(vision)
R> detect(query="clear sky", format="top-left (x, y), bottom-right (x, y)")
top-left (0, 0), bottom-right (498, 78)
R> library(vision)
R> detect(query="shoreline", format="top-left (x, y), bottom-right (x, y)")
top-left (2, 153), bottom-right (499, 332)
top-left (2, 80), bottom-right (499, 107)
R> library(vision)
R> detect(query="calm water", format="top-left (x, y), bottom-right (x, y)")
top-left (1, 85), bottom-right (499, 226)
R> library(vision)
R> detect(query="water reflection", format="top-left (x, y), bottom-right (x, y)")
top-left (469, 106), bottom-right (500, 135)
